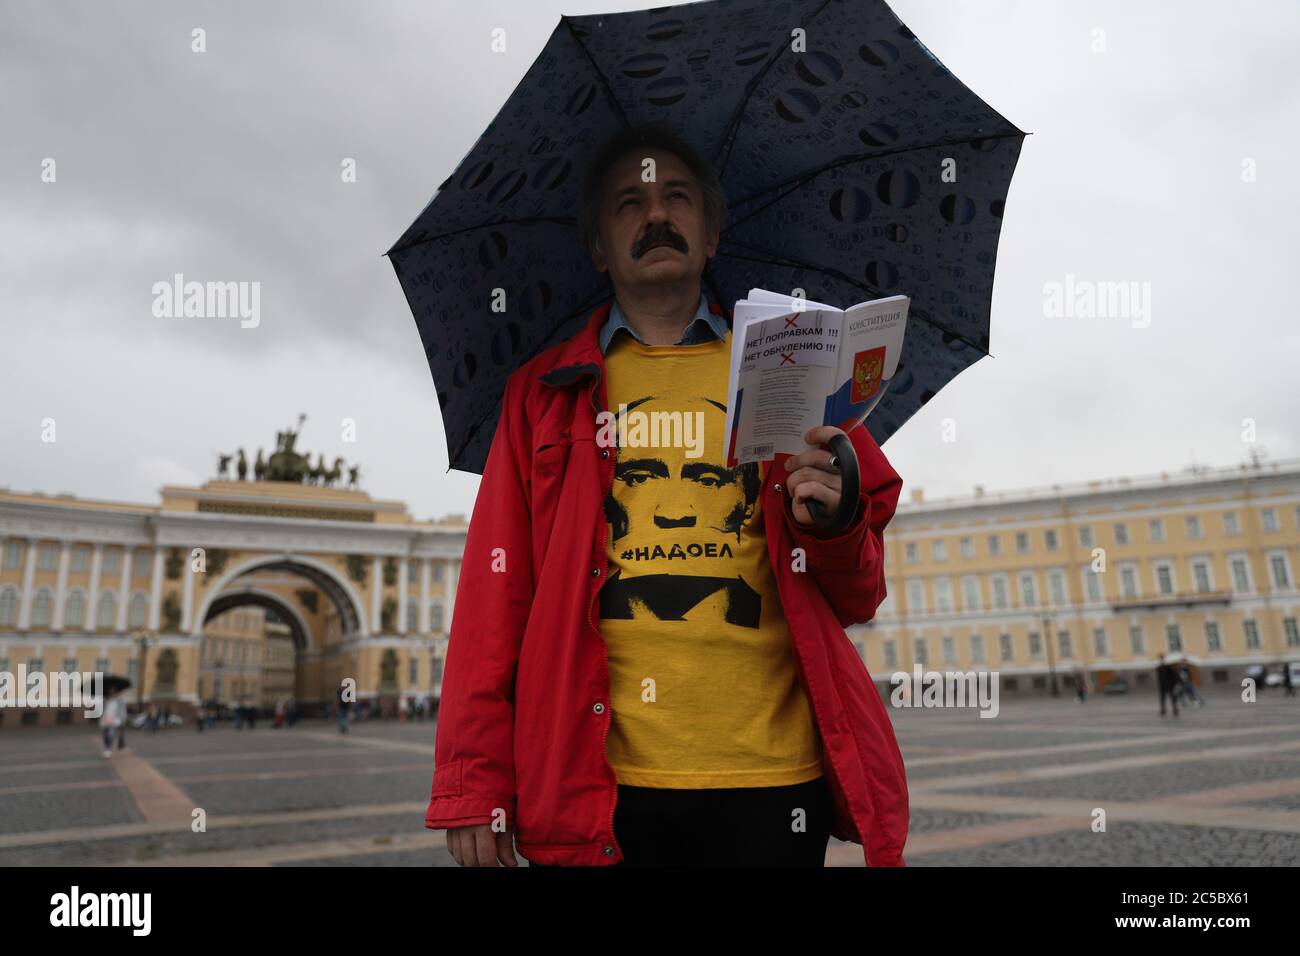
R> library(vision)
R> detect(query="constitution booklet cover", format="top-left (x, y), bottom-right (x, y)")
top-left (724, 289), bottom-right (910, 467)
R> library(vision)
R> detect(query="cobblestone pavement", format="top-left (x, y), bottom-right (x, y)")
top-left (2, 692), bottom-right (1296, 866)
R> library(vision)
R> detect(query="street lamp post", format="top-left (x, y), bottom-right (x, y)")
top-left (132, 629), bottom-right (155, 710)
top-left (1042, 612), bottom-right (1060, 697)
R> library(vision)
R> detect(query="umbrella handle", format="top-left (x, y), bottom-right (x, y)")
top-left (802, 432), bottom-right (860, 534)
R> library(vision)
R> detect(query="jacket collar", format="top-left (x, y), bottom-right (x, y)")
top-left (538, 296), bottom-right (732, 394)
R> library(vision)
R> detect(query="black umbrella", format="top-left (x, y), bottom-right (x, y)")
top-left (388, 0), bottom-right (1025, 477)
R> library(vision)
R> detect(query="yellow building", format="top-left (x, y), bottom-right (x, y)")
top-left (850, 458), bottom-right (1300, 695)
top-left (0, 477), bottom-right (464, 727)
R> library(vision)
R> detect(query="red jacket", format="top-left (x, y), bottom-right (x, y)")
top-left (426, 299), bottom-right (909, 866)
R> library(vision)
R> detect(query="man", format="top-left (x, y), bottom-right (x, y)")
top-left (427, 122), bottom-right (907, 867)
top-left (1156, 653), bottom-right (1179, 717)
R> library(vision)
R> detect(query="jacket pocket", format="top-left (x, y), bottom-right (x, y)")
top-left (430, 759), bottom-right (463, 798)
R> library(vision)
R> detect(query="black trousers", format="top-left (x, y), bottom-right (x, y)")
top-left (530, 775), bottom-right (833, 867)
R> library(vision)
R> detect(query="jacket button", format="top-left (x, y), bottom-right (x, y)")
top-left (601, 449), bottom-right (610, 459)
top-left (773, 483), bottom-right (783, 494)
top-left (603, 845), bottom-right (615, 857)
top-left (591, 567), bottom-right (601, 577)
top-left (592, 702), bottom-right (605, 715)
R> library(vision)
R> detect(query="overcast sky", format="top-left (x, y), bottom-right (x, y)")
top-left (3, 0), bottom-right (1296, 521)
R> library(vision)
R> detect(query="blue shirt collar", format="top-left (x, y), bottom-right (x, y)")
top-left (599, 292), bottom-right (729, 353)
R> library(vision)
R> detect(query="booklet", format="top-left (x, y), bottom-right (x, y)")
top-left (723, 289), bottom-right (910, 467)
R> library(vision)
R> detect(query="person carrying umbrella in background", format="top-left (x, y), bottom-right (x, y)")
top-left (100, 685), bottom-right (128, 758)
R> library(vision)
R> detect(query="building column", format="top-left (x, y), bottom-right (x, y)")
top-left (147, 547), bottom-right (164, 631)
top-left (17, 538), bottom-right (37, 631)
top-left (418, 559), bottom-right (431, 635)
top-left (52, 541), bottom-right (71, 632)
top-left (371, 555), bottom-right (383, 633)
top-left (85, 544), bottom-right (103, 633)
top-left (446, 557), bottom-right (459, 633)
top-left (181, 547), bottom-right (196, 634)
top-left (115, 546), bottom-right (133, 632)
top-left (398, 557), bottom-right (409, 635)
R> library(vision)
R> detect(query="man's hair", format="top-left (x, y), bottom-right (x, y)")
top-left (577, 121), bottom-right (726, 258)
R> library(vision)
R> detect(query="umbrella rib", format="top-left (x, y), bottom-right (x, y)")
top-left (721, 131), bottom-right (1024, 234)
top-left (713, 239), bottom-right (991, 357)
top-left (712, 0), bottom-right (838, 179)
top-left (561, 16), bottom-right (631, 128)
top-left (387, 216), bottom-right (576, 256)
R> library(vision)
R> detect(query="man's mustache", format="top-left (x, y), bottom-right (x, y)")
top-left (632, 228), bottom-right (689, 259)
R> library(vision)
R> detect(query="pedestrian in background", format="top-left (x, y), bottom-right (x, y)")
top-left (100, 689), bottom-right (127, 758)
top-left (1157, 654), bottom-right (1180, 717)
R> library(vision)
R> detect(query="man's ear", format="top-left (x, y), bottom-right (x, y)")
top-left (591, 234), bottom-right (608, 273)
top-left (705, 221), bottom-right (720, 258)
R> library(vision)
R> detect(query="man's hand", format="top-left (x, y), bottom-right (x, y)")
top-left (446, 824), bottom-right (519, 867)
top-left (783, 425), bottom-right (847, 527)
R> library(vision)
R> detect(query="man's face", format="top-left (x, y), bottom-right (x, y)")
top-left (591, 146), bottom-right (718, 292)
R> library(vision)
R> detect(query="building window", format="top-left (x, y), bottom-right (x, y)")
top-left (991, 575), bottom-right (1009, 609)
top-left (95, 657), bottom-right (109, 673)
top-left (961, 576), bottom-right (980, 611)
top-left (32, 589), bottom-right (52, 626)
top-left (128, 593), bottom-right (148, 629)
top-left (1205, 621), bottom-right (1222, 652)
top-left (913, 638), bottom-right (928, 666)
top-left (1015, 532), bottom-right (1029, 555)
top-left (941, 636), bottom-right (956, 666)
top-left (1078, 526), bottom-right (1093, 548)
top-left (1244, 620), bottom-right (1260, 650)
top-left (0, 587), bottom-right (16, 626)
top-left (1028, 632), bottom-right (1043, 660)
top-left (999, 633), bottom-right (1013, 662)
top-left (1261, 508), bottom-right (1279, 533)
top-left (905, 542), bottom-right (918, 563)
top-left (1284, 618), bottom-right (1299, 648)
top-left (987, 535), bottom-right (1001, 556)
top-left (1223, 511), bottom-right (1239, 535)
top-left (959, 537), bottom-right (973, 559)
top-left (1269, 553), bottom-right (1292, 590)
top-left (1191, 561), bottom-right (1211, 593)
top-left (1058, 631), bottom-right (1073, 659)
top-left (1185, 516), bottom-right (1202, 540)
top-left (1148, 519), bottom-right (1165, 543)
top-left (1113, 523), bottom-right (1129, 545)
top-left (1166, 623), bottom-right (1182, 653)
top-left (408, 656), bottom-right (419, 685)
top-left (408, 562), bottom-right (419, 584)
top-left (71, 547), bottom-right (89, 573)
top-left (406, 601), bottom-right (419, 632)
top-left (1155, 563), bottom-right (1174, 595)
top-left (1048, 569), bottom-right (1067, 606)
top-left (1018, 572), bottom-right (1037, 608)
top-left (934, 578), bottom-right (952, 612)
top-left (64, 591), bottom-right (84, 628)
top-left (932, 539), bottom-right (947, 562)
top-left (1129, 625), bottom-right (1145, 655)
top-left (1083, 568), bottom-right (1102, 603)
top-left (1045, 529), bottom-right (1058, 551)
top-left (3, 540), bottom-right (23, 569)
top-left (1092, 627), bottom-right (1108, 658)
top-left (1120, 565), bottom-right (1138, 598)
top-left (907, 580), bottom-right (925, 613)
top-left (38, 543), bottom-right (57, 571)
top-left (433, 562), bottom-right (444, 582)
top-left (970, 634), bottom-right (985, 664)
top-left (96, 593), bottom-right (115, 628)
top-left (1230, 556), bottom-right (1251, 593)
top-left (28, 657), bottom-right (44, 674)
top-left (431, 603), bottom-right (444, 631)
top-left (883, 640), bottom-right (897, 669)
top-left (132, 551), bottom-right (151, 579)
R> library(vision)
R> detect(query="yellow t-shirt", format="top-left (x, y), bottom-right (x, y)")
top-left (598, 329), bottom-right (824, 788)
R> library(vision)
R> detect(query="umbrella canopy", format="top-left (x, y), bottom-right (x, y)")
top-left (102, 674), bottom-right (131, 694)
top-left (387, 0), bottom-right (1025, 475)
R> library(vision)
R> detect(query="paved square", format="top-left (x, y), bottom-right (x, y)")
top-left (3, 692), bottom-right (1297, 866)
